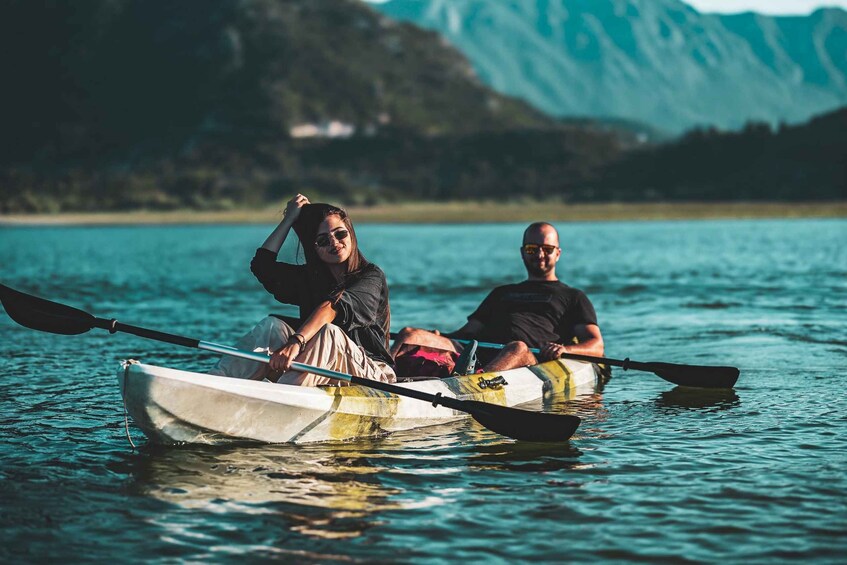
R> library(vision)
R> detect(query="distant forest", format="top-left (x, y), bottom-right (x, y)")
top-left (2, 107), bottom-right (844, 213)
top-left (0, 0), bottom-right (844, 213)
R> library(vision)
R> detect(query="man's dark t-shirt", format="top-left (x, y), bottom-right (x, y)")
top-left (465, 280), bottom-right (597, 349)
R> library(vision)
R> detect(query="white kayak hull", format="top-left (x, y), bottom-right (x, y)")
top-left (118, 358), bottom-right (603, 445)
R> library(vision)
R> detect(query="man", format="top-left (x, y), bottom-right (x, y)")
top-left (391, 222), bottom-right (603, 372)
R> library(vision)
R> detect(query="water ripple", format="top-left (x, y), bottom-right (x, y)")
top-left (1, 220), bottom-right (846, 561)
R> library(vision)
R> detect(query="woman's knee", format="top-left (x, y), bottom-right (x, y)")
top-left (313, 323), bottom-right (350, 349)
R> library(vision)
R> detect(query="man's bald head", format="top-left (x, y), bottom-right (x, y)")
top-left (523, 222), bottom-right (560, 246)
top-left (521, 222), bottom-right (561, 280)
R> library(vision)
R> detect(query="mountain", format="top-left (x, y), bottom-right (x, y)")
top-left (1, 0), bottom-right (638, 212)
top-left (0, 0), bottom-right (842, 213)
top-left (372, 0), bottom-right (847, 133)
top-left (0, 0), bottom-right (550, 167)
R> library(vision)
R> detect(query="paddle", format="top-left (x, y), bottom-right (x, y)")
top-left (0, 284), bottom-right (580, 442)
top-left (453, 339), bottom-right (740, 389)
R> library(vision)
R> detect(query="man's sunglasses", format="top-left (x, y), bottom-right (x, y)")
top-left (315, 229), bottom-right (350, 248)
top-left (522, 244), bottom-right (558, 255)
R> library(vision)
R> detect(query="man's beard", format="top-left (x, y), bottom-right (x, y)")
top-left (524, 257), bottom-right (553, 277)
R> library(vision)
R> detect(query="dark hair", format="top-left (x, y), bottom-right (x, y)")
top-left (293, 204), bottom-right (391, 345)
top-left (296, 205), bottom-right (367, 278)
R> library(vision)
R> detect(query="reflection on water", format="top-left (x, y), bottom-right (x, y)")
top-left (464, 441), bottom-right (583, 473)
top-left (2, 220), bottom-right (845, 562)
top-left (117, 407), bottom-right (600, 542)
top-left (119, 431), bottom-right (461, 542)
top-left (654, 387), bottom-right (741, 413)
top-left (127, 433), bottom-right (453, 506)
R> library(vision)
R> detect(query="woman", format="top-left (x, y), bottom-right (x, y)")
top-left (215, 194), bottom-right (395, 386)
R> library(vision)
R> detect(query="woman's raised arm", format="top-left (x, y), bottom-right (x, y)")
top-left (261, 194), bottom-right (310, 254)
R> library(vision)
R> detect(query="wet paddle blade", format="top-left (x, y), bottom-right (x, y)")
top-left (464, 400), bottom-right (581, 442)
top-left (648, 362), bottom-right (740, 389)
top-left (0, 284), bottom-right (96, 335)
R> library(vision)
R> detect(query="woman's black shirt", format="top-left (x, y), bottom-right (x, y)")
top-left (250, 248), bottom-right (393, 365)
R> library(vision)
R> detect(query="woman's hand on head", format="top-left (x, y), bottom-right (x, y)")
top-left (283, 194), bottom-right (310, 223)
top-left (269, 342), bottom-right (301, 372)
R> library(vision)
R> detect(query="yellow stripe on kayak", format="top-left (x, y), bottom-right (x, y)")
top-left (325, 382), bottom-right (400, 441)
top-left (528, 360), bottom-right (573, 396)
top-left (439, 370), bottom-right (508, 405)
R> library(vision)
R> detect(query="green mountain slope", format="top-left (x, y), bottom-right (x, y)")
top-left (0, 0), bottom-right (549, 166)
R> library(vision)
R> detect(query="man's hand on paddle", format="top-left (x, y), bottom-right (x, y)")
top-left (540, 342), bottom-right (568, 361)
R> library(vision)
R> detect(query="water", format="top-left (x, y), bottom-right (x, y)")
top-left (1, 219), bottom-right (845, 562)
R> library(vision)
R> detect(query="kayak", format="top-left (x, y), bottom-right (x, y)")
top-left (118, 358), bottom-right (604, 445)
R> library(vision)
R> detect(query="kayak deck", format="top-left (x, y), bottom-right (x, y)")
top-left (119, 358), bottom-right (604, 445)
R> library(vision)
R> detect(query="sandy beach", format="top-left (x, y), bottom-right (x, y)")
top-left (1, 201), bottom-right (844, 226)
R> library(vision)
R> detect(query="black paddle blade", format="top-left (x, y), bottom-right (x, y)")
top-left (648, 362), bottom-right (740, 389)
top-left (0, 284), bottom-right (96, 335)
top-left (463, 400), bottom-right (581, 442)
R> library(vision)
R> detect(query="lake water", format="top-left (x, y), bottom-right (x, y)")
top-left (1, 219), bottom-right (845, 562)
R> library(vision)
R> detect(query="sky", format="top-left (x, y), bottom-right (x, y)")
top-left (365, 0), bottom-right (847, 15)
top-left (682, 0), bottom-right (847, 14)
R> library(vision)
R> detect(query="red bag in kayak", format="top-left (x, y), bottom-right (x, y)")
top-left (394, 345), bottom-right (458, 378)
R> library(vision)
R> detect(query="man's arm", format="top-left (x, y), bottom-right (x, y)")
top-left (539, 323), bottom-right (604, 361)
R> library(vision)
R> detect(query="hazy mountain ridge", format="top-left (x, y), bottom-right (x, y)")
top-left (373, 0), bottom-right (847, 133)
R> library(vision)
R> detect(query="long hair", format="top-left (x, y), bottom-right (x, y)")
top-left (293, 204), bottom-right (391, 344)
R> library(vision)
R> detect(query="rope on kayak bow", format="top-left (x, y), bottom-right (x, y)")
top-left (122, 363), bottom-right (137, 449)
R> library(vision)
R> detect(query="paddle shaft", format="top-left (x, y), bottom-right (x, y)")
top-left (99, 318), bottom-right (483, 412)
top-left (102, 317), bottom-right (356, 383)
top-left (460, 339), bottom-right (639, 370)
top-left (451, 338), bottom-right (738, 388)
top-left (391, 331), bottom-right (714, 372)
top-left (289, 319), bottom-right (736, 388)
top-left (0, 284), bottom-right (582, 441)
top-left (91, 319), bottom-right (580, 439)
top-left (114, 323), bottom-right (579, 440)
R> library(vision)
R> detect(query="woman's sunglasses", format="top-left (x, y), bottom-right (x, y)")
top-left (315, 229), bottom-right (350, 248)
top-left (522, 244), bottom-right (558, 255)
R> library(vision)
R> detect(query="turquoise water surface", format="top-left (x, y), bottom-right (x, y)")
top-left (1, 219), bottom-right (845, 562)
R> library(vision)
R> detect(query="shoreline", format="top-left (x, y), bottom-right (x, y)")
top-left (1, 201), bottom-right (845, 226)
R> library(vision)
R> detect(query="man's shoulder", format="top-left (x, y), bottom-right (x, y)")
top-left (490, 281), bottom-right (525, 293)
top-left (485, 280), bottom-right (592, 302)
